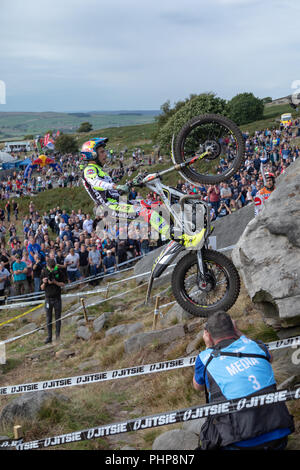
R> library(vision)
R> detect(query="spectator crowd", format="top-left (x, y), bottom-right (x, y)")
top-left (174, 118), bottom-right (300, 221)
top-left (0, 118), bottom-right (299, 299)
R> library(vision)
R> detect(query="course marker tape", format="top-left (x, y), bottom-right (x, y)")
top-left (14, 387), bottom-right (300, 450)
top-left (1, 335), bottom-right (299, 397)
top-left (0, 303), bottom-right (44, 327)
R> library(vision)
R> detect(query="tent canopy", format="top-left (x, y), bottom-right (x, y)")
top-left (0, 151), bottom-right (15, 163)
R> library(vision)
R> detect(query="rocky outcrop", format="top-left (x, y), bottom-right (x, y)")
top-left (105, 322), bottom-right (144, 337)
top-left (212, 203), bottom-right (255, 250)
top-left (93, 312), bottom-right (114, 333)
top-left (76, 326), bottom-right (92, 341)
top-left (152, 429), bottom-right (199, 450)
top-left (0, 391), bottom-right (69, 427)
top-left (232, 158), bottom-right (300, 331)
top-left (124, 324), bottom-right (186, 354)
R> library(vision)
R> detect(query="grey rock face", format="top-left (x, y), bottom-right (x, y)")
top-left (105, 322), bottom-right (144, 337)
top-left (232, 158), bottom-right (300, 328)
top-left (93, 312), bottom-right (114, 333)
top-left (212, 203), bottom-right (255, 250)
top-left (124, 325), bottom-right (186, 354)
top-left (152, 429), bottom-right (199, 450)
top-left (0, 391), bottom-right (68, 426)
top-left (160, 303), bottom-right (194, 327)
top-left (76, 326), bottom-right (92, 341)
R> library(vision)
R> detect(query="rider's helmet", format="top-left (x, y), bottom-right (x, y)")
top-left (264, 172), bottom-right (275, 187)
top-left (80, 138), bottom-right (108, 162)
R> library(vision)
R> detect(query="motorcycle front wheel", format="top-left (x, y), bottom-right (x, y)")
top-left (171, 249), bottom-right (240, 317)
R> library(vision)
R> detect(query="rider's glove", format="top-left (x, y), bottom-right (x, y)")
top-left (132, 174), bottom-right (144, 186)
top-left (116, 184), bottom-right (130, 194)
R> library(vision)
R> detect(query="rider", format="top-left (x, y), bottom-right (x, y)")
top-left (80, 138), bottom-right (204, 247)
top-left (80, 138), bottom-right (170, 239)
top-left (254, 172), bottom-right (276, 215)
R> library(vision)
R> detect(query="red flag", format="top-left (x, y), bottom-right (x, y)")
top-left (44, 133), bottom-right (50, 146)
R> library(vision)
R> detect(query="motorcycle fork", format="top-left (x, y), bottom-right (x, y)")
top-left (196, 248), bottom-right (208, 287)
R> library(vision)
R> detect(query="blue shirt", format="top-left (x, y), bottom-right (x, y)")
top-left (194, 336), bottom-right (291, 447)
top-left (27, 243), bottom-right (41, 263)
top-left (12, 261), bottom-right (27, 281)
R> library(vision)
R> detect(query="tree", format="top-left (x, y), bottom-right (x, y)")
top-left (262, 97), bottom-right (272, 104)
top-left (153, 95), bottom-right (197, 142)
top-left (157, 93), bottom-right (227, 155)
top-left (227, 92), bottom-right (264, 125)
top-left (54, 134), bottom-right (78, 154)
top-left (77, 122), bottom-right (93, 133)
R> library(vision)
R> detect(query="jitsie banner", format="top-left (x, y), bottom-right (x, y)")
top-left (15, 388), bottom-right (300, 450)
top-left (0, 336), bottom-right (299, 397)
top-left (0, 358), bottom-right (195, 396)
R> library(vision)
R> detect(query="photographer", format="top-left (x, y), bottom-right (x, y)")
top-left (193, 311), bottom-right (294, 450)
top-left (217, 201), bottom-right (231, 218)
top-left (41, 258), bottom-right (65, 345)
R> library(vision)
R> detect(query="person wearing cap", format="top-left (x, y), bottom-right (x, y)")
top-left (193, 311), bottom-right (294, 450)
top-left (41, 258), bottom-right (65, 344)
top-left (12, 254), bottom-right (28, 296)
top-left (102, 250), bottom-right (117, 274)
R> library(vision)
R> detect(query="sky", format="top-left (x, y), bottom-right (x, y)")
top-left (0, 0), bottom-right (300, 112)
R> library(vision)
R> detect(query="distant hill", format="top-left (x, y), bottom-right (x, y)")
top-left (0, 110), bottom-right (159, 141)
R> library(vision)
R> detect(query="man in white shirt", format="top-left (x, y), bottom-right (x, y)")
top-left (82, 214), bottom-right (93, 234)
top-left (64, 248), bottom-right (81, 283)
top-left (58, 217), bottom-right (67, 239)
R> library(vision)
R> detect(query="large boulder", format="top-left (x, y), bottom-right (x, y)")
top-left (0, 391), bottom-right (68, 427)
top-left (212, 203), bottom-right (255, 250)
top-left (105, 322), bottom-right (144, 337)
top-left (152, 429), bottom-right (199, 450)
top-left (124, 324), bottom-right (186, 354)
top-left (232, 158), bottom-right (300, 330)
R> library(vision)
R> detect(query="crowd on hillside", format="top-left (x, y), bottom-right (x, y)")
top-left (173, 119), bottom-right (300, 220)
top-left (0, 147), bottom-right (154, 200)
top-left (0, 118), bottom-right (299, 299)
top-left (0, 201), bottom-right (163, 300)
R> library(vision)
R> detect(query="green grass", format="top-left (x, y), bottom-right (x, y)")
top-left (0, 187), bottom-right (94, 218)
top-left (0, 112), bottom-right (157, 141)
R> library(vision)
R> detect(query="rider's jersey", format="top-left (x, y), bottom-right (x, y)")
top-left (254, 186), bottom-right (274, 215)
top-left (82, 163), bottom-right (120, 206)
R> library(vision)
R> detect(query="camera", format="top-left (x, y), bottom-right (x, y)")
top-left (47, 271), bottom-right (56, 282)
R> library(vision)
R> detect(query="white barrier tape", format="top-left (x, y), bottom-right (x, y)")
top-left (0, 268), bottom-right (149, 311)
top-left (0, 357), bottom-right (194, 396)
top-left (0, 438), bottom-right (23, 449)
top-left (0, 299), bottom-right (44, 310)
top-left (4, 255), bottom-right (145, 304)
top-left (158, 300), bottom-right (176, 310)
top-left (15, 387), bottom-right (300, 450)
top-left (1, 336), bottom-right (299, 397)
top-left (0, 255), bottom-right (168, 311)
top-left (2, 281), bottom-right (149, 345)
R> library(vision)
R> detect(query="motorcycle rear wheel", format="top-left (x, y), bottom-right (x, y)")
top-left (173, 113), bottom-right (245, 185)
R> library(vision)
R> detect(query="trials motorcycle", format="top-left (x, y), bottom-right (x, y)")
top-left (132, 113), bottom-right (245, 317)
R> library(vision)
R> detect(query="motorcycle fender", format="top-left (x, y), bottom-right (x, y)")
top-left (151, 241), bottom-right (184, 279)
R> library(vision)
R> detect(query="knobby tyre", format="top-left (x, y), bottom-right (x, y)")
top-left (173, 113), bottom-right (245, 185)
top-left (171, 249), bottom-right (240, 317)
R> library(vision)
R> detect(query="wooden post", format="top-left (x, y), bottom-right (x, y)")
top-left (13, 425), bottom-right (22, 439)
top-left (105, 284), bottom-right (110, 300)
top-left (152, 296), bottom-right (160, 330)
top-left (80, 298), bottom-right (88, 325)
